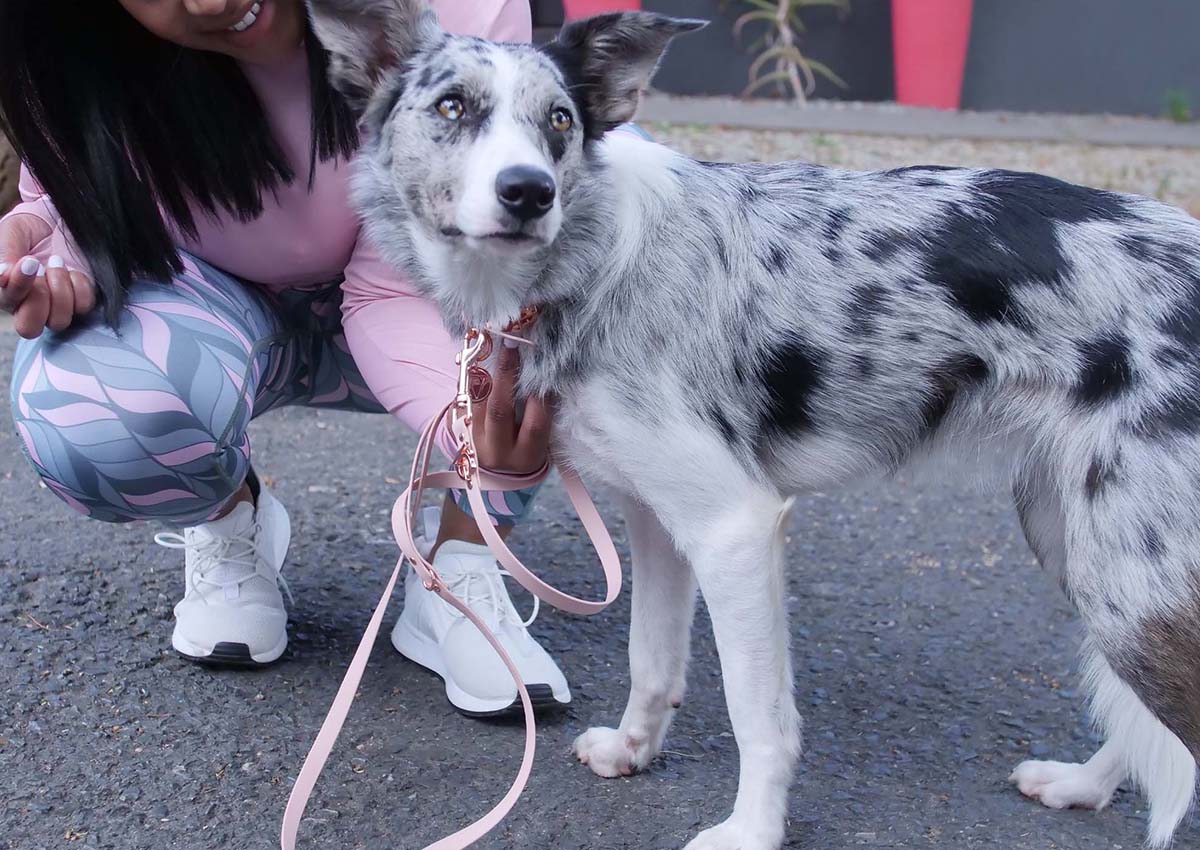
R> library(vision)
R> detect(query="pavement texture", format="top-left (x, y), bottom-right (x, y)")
top-left (5, 334), bottom-right (1200, 850)
top-left (4, 123), bottom-right (1200, 849)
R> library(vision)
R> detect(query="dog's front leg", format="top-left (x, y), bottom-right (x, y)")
top-left (675, 493), bottom-right (801, 850)
top-left (574, 495), bottom-right (697, 776)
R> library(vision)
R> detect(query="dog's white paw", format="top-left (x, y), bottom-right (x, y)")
top-left (683, 819), bottom-right (780, 850)
top-left (1009, 760), bottom-right (1116, 810)
top-left (572, 726), bottom-right (655, 778)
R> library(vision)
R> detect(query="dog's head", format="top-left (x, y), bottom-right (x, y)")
top-left (306, 0), bottom-right (702, 323)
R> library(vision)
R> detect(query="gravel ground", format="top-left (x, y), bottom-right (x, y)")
top-left (646, 123), bottom-right (1200, 218)
top-left (4, 126), bottom-right (1200, 850)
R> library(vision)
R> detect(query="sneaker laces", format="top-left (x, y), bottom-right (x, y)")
top-left (155, 524), bottom-right (294, 605)
top-left (443, 565), bottom-right (540, 629)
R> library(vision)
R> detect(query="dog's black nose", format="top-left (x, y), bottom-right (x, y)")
top-left (495, 166), bottom-right (556, 222)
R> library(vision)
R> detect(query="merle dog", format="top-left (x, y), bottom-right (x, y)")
top-left (307, 2), bottom-right (1200, 846)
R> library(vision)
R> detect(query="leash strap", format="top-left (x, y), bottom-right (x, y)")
top-left (281, 331), bottom-right (621, 850)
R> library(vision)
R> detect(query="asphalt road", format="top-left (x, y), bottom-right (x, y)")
top-left (2, 327), bottom-right (1195, 850)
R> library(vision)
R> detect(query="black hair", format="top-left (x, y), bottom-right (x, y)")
top-left (0, 1), bottom-right (359, 324)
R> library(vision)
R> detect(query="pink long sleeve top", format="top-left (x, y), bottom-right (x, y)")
top-left (4, 0), bottom-right (532, 458)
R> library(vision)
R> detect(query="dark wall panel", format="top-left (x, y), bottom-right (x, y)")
top-left (962, 0), bottom-right (1200, 117)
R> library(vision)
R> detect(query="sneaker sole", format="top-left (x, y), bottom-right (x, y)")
top-left (391, 617), bottom-right (570, 717)
top-left (172, 632), bottom-right (288, 667)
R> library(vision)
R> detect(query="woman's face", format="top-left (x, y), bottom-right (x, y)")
top-left (117, 0), bottom-right (305, 64)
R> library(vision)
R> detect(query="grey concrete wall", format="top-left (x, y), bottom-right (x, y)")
top-left (962, 0), bottom-right (1200, 118)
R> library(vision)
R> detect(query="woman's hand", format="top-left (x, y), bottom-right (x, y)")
top-left (472, 340), bottom-right (554, 475)
top-left (0, 214), bottom-right (96, 339)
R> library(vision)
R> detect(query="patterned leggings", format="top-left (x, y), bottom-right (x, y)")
top-left (9, 252), bottom-right (528, 526)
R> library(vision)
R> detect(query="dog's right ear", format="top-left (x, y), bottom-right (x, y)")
top-left (305, 0), bottom-right (441, 111)
top-left (545, 13), bottom-right (706, 137)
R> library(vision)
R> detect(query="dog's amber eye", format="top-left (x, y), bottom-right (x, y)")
top-left (437, 97), bottom-right (465, 120)
top-left (549, 108), bottom-right (573, 133)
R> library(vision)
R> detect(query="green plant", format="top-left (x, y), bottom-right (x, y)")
top-left (726, 0), bottom-right (850, 102)
top-left (1163, 89), bottom-right (1193, 123)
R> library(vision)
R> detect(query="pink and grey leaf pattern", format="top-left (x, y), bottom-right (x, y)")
top-left (9, 251), bottom-right (538, 527)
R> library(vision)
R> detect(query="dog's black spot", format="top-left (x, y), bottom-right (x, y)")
top-left (758, 336), bottom-right (825, 437)
top-left (846, 283), bottom-right (892, 337)
top-left (1075, 332), bottom-right (1136, 406)
top-left (1143, 524), bottom-right (1166, 560)
top-left (404, 185), bottom-right (426, 218)
top-left (731, 357), bottom-right (749, 386)
top-left (538, 116), bottom-right (570, 163)
top-left (696, 208), bottom-right (732, 275)
top-left (708, 405), bottom-right (739, 446)
top-left (852, 354), bottom-right (875, 379)
top-left (902, 330), bottom-right (921, 343)
top-left (415, 62), bottom-right (436, 89)
top-left (1153, 345), bottom-right (1191, 368)
top-left (823, 246), bottom-right (845, 265)
top-left (714, 235), bottom-right (731, 275)
top-left (822, 207), bottom-right (853, 244)
top-left (1084, 452), bottom-right (1121, 501)
top-left (919, 354), bottom-right (988, 436)
top-left (429, 67), bottom-right (455, 88)
top-left (861, 230), bottom-right (920, 264)
top-left (1155, 285), bottom-right (1200, 351)
top-left (759, 243), bottom-right (790, 276)
top-left (1105, 596), bottom-right (1125, 617)
top-left (1119, 234), bottom-right (1200, 281)
top-left (912, 172), bottom-right (1133, 329)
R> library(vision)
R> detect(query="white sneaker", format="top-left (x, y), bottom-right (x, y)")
top-left (392, 508), bottom-right (571, 716)
top-left (155, 481), bottom-right (292, 666)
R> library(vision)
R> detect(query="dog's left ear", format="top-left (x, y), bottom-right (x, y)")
top-left (305, 0), bottom-right (441, 111)
top-left (546, 12), bottom-right (706, 136)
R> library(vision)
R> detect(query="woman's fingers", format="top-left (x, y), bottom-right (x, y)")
top-left (44, 258), bottom-right (75, 331)
top-left (1, 256), bottom-right (42, 315)
top-left (13, 277), bottom-right (51, 339)
top-left (70, 270), bottom-right (97, 316)
top-left (486, 340), bottom-right (520, 436)
top-left (513, 394), bottom-right (554, 471)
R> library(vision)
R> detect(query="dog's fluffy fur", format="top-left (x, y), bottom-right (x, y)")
top-left (308, 2), bottom-right (1200, 846)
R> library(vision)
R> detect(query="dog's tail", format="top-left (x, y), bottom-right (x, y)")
top-left (1083, 650), bottom-right (1196, 848)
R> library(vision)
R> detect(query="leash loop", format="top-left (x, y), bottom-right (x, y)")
top-left (281, 322), bottom-right (621, 850)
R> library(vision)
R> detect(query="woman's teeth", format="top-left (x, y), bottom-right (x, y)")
top-left (228, 2), bottom-right (262, 32)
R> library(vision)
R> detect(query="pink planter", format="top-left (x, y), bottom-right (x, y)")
top-left (892, 0), bottom-right (973, 110)
top-left (562, 0), bottom-right (642, 20)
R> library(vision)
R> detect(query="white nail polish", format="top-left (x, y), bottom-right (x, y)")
top-left (19, 257), bottom-right (39, 276)
top-left (0, 263), bottom-right (8, 276)
top-left (36, 264), bottom-right (45, 277)
top-left (48, 255), bottom-right (65, 269)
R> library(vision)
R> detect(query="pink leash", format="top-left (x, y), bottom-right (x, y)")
top-left (280, 324), bottom-right (622, 850)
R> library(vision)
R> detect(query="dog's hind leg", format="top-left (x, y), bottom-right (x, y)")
top-left (574, 495), bottom-right (698, 777)
top-left (1009, 462), bottom-right (1128, 811)
top-left (664, 491), bottom-right (800, 850)
top-left (1051, 450), bottom-right (1200, 848)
